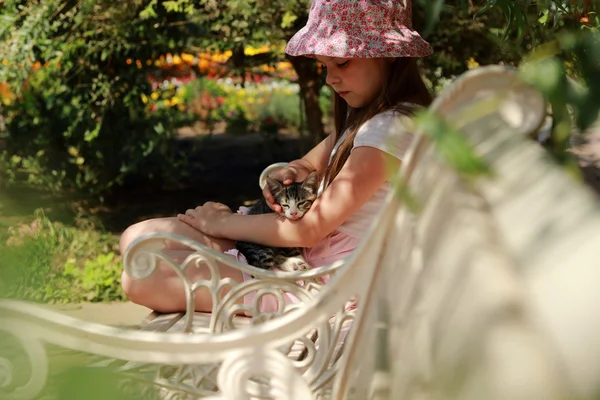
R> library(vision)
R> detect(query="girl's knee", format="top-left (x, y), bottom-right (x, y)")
top-left (121, 269), bottom-right (183, 312)
top-left (119, 225), bottom-right (136, 255)
top-left (120, 269), bottom-right (141, 302)
top-left (119, 218), bottom-right (164, 255)
top-left (120, 269), bottom-right (153, 309)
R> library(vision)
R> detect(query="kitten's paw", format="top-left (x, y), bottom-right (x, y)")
top-left (278, 257), bottom-right (311, 272)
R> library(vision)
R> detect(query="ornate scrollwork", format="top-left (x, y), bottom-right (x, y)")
top-left (0, 325), bottom-right (48, 400)
top-left (119, 229), bottom-right (357, 398)
top-left (123, 237), bottom-right (169, 280)
top-left (214, 348), bottom-right (315, 400)
top-left (123, 231), bottom-right (345, 336)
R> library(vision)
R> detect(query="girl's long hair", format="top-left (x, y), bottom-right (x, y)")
top-left (322, 57), bottom-right (432, 186)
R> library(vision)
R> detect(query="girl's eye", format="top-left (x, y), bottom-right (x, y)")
top-left (319, 61), bottom-right (347, 69)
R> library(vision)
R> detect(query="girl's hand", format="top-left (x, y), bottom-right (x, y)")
top-left (177, 202), bottom-right (232, 237)
top-left (262, 163), bottom-right (314, 213)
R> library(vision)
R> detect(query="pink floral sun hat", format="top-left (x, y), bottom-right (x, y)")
top-left (285, 0), bottom-right (432, 59)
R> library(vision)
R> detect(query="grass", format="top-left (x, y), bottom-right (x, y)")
top-left (0, 207), bottom-right (126, 304)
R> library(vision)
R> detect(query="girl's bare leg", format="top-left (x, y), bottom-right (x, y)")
top-left (119, 217), bottom-right (244, 313)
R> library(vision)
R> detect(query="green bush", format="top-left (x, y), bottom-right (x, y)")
top-left (211, 79), bottom-right (305, 134)
top-left (1, 210), bottom-right (125, 303)
top-left (63, 253), bottom-right (123, 302)
top-left (0, 1), bottom-right (203, 197)
top-left (260, 87), bottom-right (301, 131)
top-left (181, 76), bottom-right (227, 133)
top-left (1, 225), bottom-right (64, 302)
top-left (319, 85), bottom-right (334, 124)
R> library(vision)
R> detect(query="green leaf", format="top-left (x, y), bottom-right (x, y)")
top-left (538, 9), bottom-right (550, 24)
top-left (84, 123), bottom-right (102, 142)
top-left (421, 0), bottom-right (445, 36)
top-left (474, 0), bottom-right (498, 19)
top-left (139, 0), bottom-right (158, 19)
top-left (281, 11), bottom-right (298, 29)
top-left (414, 111), bottom-right (492, 178)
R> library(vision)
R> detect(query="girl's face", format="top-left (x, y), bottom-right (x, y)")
top-left (316, 56), bottom-right (390, 108)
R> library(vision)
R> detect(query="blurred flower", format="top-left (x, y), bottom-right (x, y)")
top-left (466, 57), bottom-right (480, 70)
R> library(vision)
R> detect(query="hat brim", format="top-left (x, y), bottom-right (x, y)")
top-left (285, 25), bottom-right (433, 59)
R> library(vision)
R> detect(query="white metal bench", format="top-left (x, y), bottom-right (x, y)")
top-left (2, 66), bottom-right (600, 400)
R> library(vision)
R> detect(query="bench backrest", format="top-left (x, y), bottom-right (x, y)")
top-left (332, 66), bottom-right (600, 400)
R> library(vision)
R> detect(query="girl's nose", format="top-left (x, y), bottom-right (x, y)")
top-left (326, 71), bottom-right (340, 86)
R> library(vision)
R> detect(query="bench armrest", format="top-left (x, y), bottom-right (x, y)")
top-left (123, 230), bottom-right (345, 332)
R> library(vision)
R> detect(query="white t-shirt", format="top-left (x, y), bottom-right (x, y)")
top-left (320, 109), bottom-right (415, 238)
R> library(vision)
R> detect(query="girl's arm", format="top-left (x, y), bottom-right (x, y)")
top-left (216, 146), bottom-right (400, 248)
top-left (289, 133), bottom-right (336, 176)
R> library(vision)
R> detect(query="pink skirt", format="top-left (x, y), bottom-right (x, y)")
top-left (224, 207), bottom-right (361, 313)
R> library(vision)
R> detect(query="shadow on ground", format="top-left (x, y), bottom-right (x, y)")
top-left (0, 132), bottom-right (304, 234)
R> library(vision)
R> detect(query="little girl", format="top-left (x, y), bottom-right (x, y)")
top-left (119, 0), bottom-right (433, 313)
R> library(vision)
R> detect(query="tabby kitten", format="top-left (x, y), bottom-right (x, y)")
top-left (235, 171), bottom-right (319, 271)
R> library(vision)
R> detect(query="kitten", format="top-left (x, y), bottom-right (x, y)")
top-left (235, 171), bottom-right (319, 271)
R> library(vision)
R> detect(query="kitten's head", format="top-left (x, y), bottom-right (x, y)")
top-left (267, 171), bottom-right (319, 220)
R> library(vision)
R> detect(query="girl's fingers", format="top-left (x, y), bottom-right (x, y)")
top-left (263, 187), bottom-right (274, 203)
top-left (268, 199), bottom-right (283, 214)
top-left (263, 166), bottom-right (298, 212)
top-left (262, 188), bottom-right (283, 214)
top-left (281, 168), bottom-right (297, 185)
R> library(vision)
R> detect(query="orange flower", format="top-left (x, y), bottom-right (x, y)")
top-left (181, 53), bottom-right (195, 65)
top-left (0, 83), bottom-right (15, 104)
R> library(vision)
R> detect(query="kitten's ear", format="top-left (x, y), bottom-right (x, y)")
top-left (266, 177), bottom-right (284, 196)
top-left (301, 171), bottom-right (319, 194)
